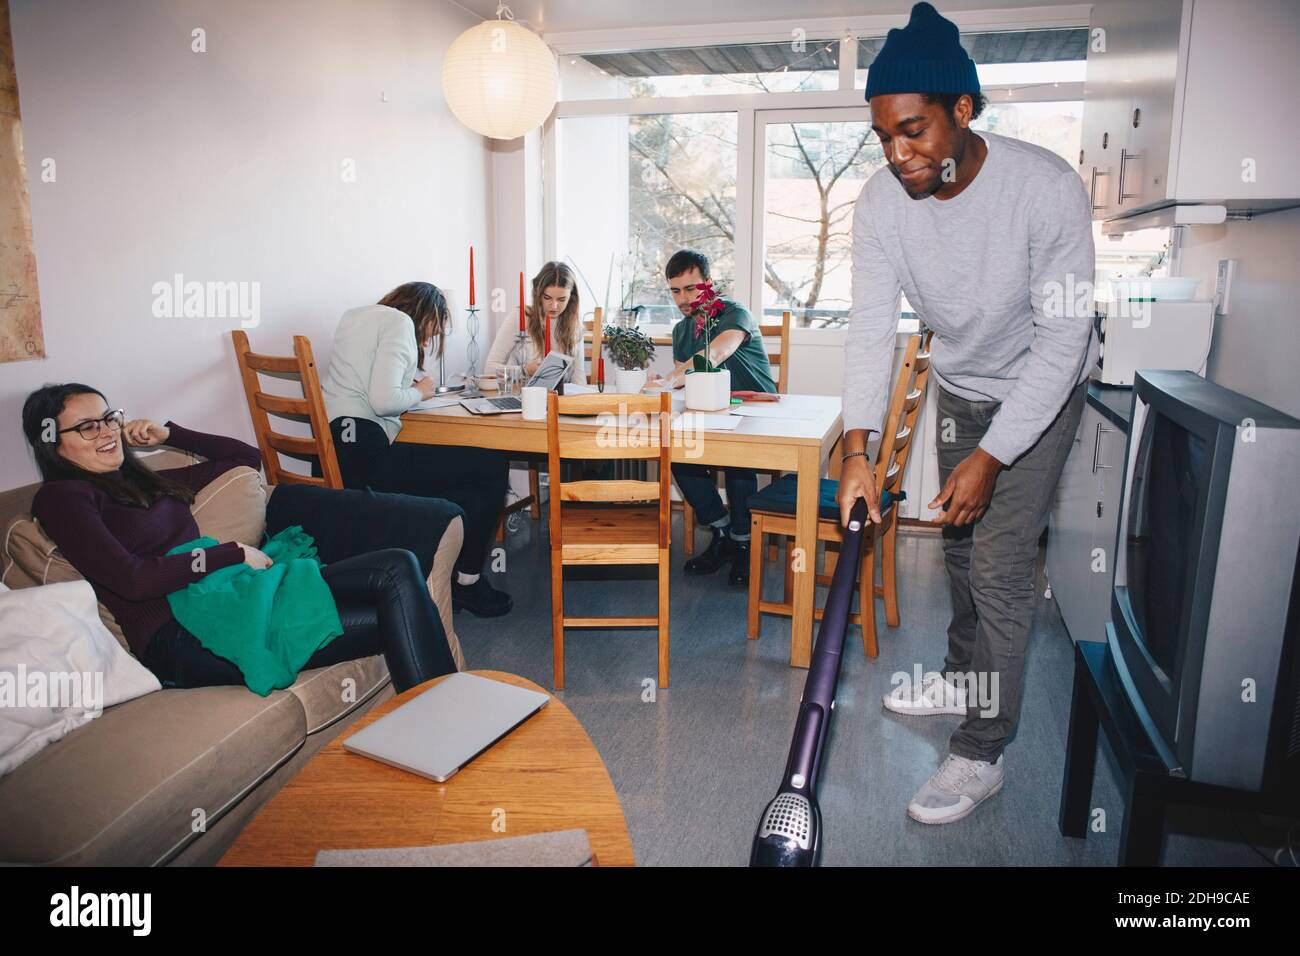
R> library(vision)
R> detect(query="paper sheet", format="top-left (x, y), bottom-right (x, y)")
top-left (729, 403), bottom-right (821, 420)
top-left (412, 396), bottom-right (465, 410)
top-left (673, 412), bottom-right (744, 431)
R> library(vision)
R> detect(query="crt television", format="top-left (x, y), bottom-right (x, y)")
top-left (1110, 370), bottom-right (1300, 794)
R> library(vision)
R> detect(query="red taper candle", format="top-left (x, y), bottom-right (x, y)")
top-left (468, 247), bottom-right (475, 306)
top-left (544, 312), bottom-right (551, 355)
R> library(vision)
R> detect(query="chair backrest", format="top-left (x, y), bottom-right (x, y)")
top-left (584, 308), bottom-right (604, 379)
top-left (758, 310), bottom-right (792, 394)
top-left (546, 391), bottom-right (672, 550)
top-left (874, 330), bottom-right (933, 498)
top-left (231, 330), bottom-right (343, 489)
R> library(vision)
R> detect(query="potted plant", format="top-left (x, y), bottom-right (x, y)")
top-left (684, 279), bottom-right (730, 410)
top-left (602, 324), bottom-right (656, 393)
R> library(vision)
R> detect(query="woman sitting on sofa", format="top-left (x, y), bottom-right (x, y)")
top-left (22, 383), bottom-right (457, 692)
top-left (321, 281), bottom-right (511, 618)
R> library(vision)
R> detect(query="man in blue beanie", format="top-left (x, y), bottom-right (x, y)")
top-left (837, 2), bottom-right (1097, 825)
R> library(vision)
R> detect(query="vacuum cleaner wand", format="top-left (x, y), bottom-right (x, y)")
top-left (750, 498), bottom-right (869, 867)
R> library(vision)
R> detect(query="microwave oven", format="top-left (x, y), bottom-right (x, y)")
top-left (1090, 299), bottom-right (1216, 386)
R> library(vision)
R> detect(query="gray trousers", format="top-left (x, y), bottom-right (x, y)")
top-left (936, 380), bottom-right (1086, 762)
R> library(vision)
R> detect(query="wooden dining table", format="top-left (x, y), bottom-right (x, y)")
top-left (398, 392), bottom-right (843, 668)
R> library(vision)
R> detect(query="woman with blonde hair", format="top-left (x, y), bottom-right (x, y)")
top-left (484, 261), bottom-right (586, 385)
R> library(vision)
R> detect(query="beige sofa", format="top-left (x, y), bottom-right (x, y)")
top-left (0, 449), bottom-right (465, 866)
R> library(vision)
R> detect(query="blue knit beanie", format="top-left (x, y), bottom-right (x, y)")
top-left (864, 2), bottom-right (980, 101)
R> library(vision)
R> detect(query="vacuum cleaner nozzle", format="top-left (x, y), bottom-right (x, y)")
top-left (750, 791), bottom-right (820, 867)
top-left (748, 498), bottom-right (868, 867)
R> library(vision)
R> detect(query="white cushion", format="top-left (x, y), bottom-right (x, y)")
top-left (0, 581), bottom-right (160, 776)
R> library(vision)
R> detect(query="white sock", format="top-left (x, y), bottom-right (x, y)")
top-left (456, 572), bottom-right (480, 586)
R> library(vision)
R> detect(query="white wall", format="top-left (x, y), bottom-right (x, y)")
top-left (555, 115), bottom-right (629, 317)
top-left (553, 56), bottom-right (628, 319)
top-left (1179, 207), bottom-right (1300, 420)
top-left (487, 129), bottom-right (543, 350)
top-left (3, 0), bottom-right (490, 488)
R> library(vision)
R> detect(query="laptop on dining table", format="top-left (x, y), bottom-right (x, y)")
top-left (460, 352), bottom-right (573, 415)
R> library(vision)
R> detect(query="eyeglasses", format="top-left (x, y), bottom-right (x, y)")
top-left (58, 409), bottom-right (125, 441)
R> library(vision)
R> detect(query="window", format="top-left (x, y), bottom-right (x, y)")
top-left (557, 112), bottom-right (737, 322)
top-left (854, 28), bottom-right (1088, 88)
top-left (560, 39), bottom-right (841, 101)
top-left (975, 99), bottom-right (1083, 166)
top-left (760, 117), bottom-right (876, 328)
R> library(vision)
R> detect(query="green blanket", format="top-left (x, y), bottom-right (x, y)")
top-left (166, 526), bottom-right (343, 696)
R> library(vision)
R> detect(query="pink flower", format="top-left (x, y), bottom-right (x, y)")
top-left (688, 280), bottom-right (724, 342)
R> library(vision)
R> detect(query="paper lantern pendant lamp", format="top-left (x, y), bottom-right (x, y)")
top-left (441, 5), bottom-right (559, 141)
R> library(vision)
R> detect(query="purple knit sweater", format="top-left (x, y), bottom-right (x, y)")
top-left (31, 423), bottom-right (263, 656)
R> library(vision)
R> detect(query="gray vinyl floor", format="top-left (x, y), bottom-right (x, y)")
top-left (453, 512), bottom-right (1290, 867)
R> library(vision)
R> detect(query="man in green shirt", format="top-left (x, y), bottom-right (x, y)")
top-left (649, 250), bottom-right (776, 586)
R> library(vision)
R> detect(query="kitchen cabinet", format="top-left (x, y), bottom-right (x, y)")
top-left (1047, 389), bottom-right (1130, 643)
top-left (1079, 0), bottom-right (1300, 222)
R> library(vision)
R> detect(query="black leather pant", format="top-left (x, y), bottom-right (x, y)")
top-left (328, 416), bottom-right (507, 575)
top-left (142, 549), bottom-right (457, 694)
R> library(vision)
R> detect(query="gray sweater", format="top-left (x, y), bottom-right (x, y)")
top-left (321, 304), bottom-right (423, 443)
top-left (844, 130), bottom-right (1098, 465)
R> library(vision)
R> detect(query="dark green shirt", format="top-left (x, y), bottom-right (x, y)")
top-left (671, 298), bottom-right (776, 394)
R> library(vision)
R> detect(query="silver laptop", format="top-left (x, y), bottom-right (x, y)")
top-left (461, 352), bottom-right (572, 415)
top-left (341, 673), bottom-right (550, 782)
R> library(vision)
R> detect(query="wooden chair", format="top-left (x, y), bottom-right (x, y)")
top-left (584, 307), bottom-right (604, 379)
top-left (761, 308), bottom-right (793, 396)
top-left (499, 308), bottom-right (610, 542)
top-left (746, 331), bottom-right (932, 658)
top-left (548, 390), bottom-right (672, 690)
top-left (682, 308), bottom-right (792, 554)
top-left (231, 330), bottom-right (342, 489)
top-left (495, 465), bottom-right (541, 541)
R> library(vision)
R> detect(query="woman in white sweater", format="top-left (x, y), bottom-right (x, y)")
top-left (321, 282), bottom-right (511, 617)
top-left (483, 262), bottom-right (586, 385)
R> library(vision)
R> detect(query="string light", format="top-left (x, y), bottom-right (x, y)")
top-left (775, 39), bottom-right (839, 74)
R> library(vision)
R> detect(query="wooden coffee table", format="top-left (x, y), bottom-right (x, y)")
top-left (220, 670), bottom-right (634, 866)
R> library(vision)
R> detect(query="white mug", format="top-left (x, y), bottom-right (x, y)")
top-left (521, 386), bottom-right (548, 421)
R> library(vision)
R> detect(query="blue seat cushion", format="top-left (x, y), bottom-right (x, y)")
top-left (749, 475), bottom-right (905, 522)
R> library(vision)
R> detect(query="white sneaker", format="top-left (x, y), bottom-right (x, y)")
top-left (906, 754), bottom-right (1004, 825)
top-left (882, 672), bottom-right (968, 716)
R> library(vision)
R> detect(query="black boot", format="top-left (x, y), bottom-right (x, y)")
top-left (728, 540), bottom-right (751, 587)
top-left (452, 576), bottom-right (513, 617)
top-left (684, 528), bottom-right (735, 575)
